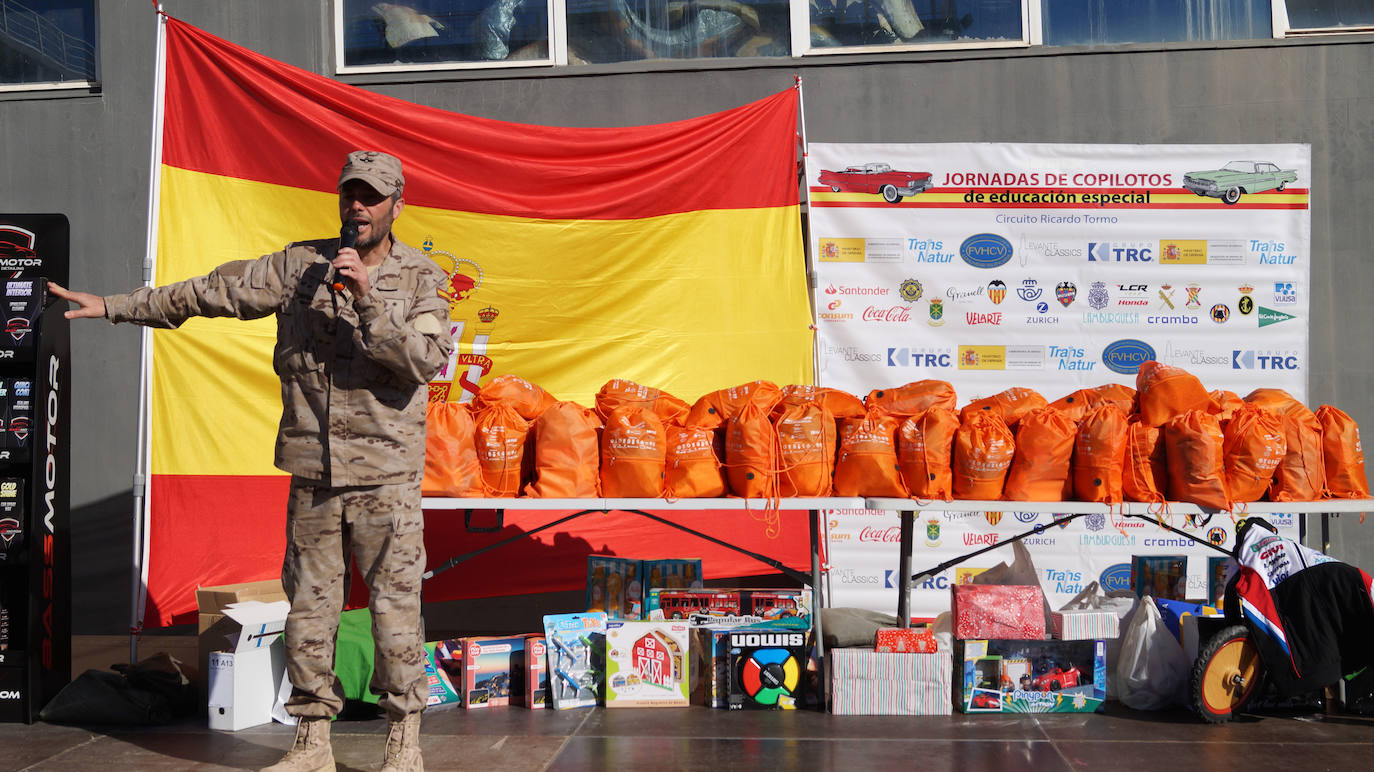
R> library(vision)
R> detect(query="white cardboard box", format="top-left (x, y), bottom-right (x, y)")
top-left (207, 600), bottom-right (290, 731)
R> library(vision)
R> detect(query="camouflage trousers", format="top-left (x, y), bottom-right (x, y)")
top-left (281, 478), bottom-right (427, 720)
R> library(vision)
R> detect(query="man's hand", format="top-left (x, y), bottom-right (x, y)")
top-left (332, 247), bottom-right (373, 297)
top-left (47, 281), bottom-right (107, 320)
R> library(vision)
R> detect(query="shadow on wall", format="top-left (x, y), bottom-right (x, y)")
top-left (71, 489), bottom-right (135, 634)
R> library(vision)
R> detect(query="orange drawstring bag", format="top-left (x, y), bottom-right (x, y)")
top-left (600, 406), bottom-right (668, 497)
top-left (687, 381), bottom-right (782, 430)
top-left (1122, 419), bottom-right (1167, 503)
top-left (1048, 384), bottom-right (1136, 423)
top-left (1222, 403), bottom-right (1287, 502)
top-left (665, 425), bottom-right (726, 498)
top-left (1210, 390), bottom-right (1245, 429)
top-left (472, 404), bottom-right (530, 497)
top-left (595, 379), bottom-right (690, 426)
top-left (834, 411), bottom-right (908, 497)
top-left (1072, 404), bottom-right (1129, 504)
top-left (1003, 407), bottom-right (1076, 501)
top-left (1163, 409), bottom-right (1230, 509)
top-left (523, 401), bottom-right (602, 498)
top-left (724, 399), bottom-right (778, 499)
top-left (897, 407), bottom-right (959, 500)
top-left (1316, 405), bottom-right (1370, 498)
top-left (1269, 412), bottom-right (1327, 501)
top-left (952, 411), bottom-right (1016, 500)
top-left (1243, 388), bottom-right (1310, 419)
top-left (959, 387), bottom-right (1048, 428)
top-left (865, 380), bottom-right (958, 417)
top-left (421, 401), bottom-right (483, 497)
top-left (773, 399), bottom-right (837, 497)
top-left (1136, 361), bottom-right (1211, 427)
top-left (780, 385), bottom-right (866, 420)
top-left (472, 374), bottom-right (558, 420)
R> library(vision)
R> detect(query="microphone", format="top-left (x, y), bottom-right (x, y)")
top-left (334, 221), bottom-right (359, 292)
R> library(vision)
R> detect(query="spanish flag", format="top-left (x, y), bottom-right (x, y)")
top-left (142, 17), bottom-right (812, 626)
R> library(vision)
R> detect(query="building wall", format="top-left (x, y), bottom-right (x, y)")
top-left (1, 2), bottom-right (1370, 631)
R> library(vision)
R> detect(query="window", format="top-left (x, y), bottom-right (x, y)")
top-left (337, 0), bottom-right (554, 70)
top-left (808, 0), bottom-right (1026, 53)
top-left (0, 0), bottom-right (97, 88)
top-left (1283, 0), bottom-right (1374, 32)
top-left (1041, 0), bottom-right (1271, 46)
top-left (566, 0), bottom-right (792, 63)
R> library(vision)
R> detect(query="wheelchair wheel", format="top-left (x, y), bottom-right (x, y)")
top-left (1191, 624), bottom-right (1264, 723)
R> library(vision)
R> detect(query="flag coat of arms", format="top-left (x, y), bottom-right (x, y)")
top-left (140, 17), bottom-right (812, 626)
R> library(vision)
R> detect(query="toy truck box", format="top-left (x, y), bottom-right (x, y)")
top-left (956, 639), bottom-right (1106, 714)
top-left (605, 621), bottom-right (690, 707)
top-left (647, 587), bottom-right (809, 623)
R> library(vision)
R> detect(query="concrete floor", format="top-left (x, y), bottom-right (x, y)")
top-left (1, 636), bottom-right (1371, 771)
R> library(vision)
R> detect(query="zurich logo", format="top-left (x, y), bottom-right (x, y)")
top-left (960, 234), bottom-right (1014, 269)
top-left (1100, 563), bottom-right (1133, 594)
top-left (1102, 338), bottom-right (1156, 375)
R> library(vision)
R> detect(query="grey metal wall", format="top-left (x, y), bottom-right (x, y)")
top-left (1, 2), bottom-right (1370, 631)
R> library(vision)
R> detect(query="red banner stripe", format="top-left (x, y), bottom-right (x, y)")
top-left (162, 18), bottom-right (798, 220)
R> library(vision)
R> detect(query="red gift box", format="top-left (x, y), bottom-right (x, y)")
top-left (875, 627), bottom-right (939, 653)
top-left (952, 585), bottom-right (1046, 640)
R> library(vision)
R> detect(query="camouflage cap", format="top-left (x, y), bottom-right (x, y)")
top-left (338, 150), bottom-right (405, 197)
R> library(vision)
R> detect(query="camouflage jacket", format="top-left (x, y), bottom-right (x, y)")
top-left (105, 237), bottom-right (453, 486)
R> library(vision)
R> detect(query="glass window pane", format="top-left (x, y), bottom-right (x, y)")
top-left (342, 0), bottom-right (550, 66)
top-left (1042, 0), bottom-right (1270, 46)
top-left (1286, 0), bottom-right (1374, 29)
top-left (0, 0), bottom-right (97, 85)
top-left (809, 0), bottom-right (1022, 50)
top-left (566, 0), bottom-right (791, 63)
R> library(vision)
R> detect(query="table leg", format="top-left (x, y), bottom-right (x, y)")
top-left (810, 508), bottom-right (826, 708)
top-left (898, 510), bottom-right (913, 628)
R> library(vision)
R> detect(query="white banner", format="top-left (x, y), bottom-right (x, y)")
top-left (806, 143), bottom-right (1312, 619)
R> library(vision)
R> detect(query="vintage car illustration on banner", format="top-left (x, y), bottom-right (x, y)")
top-left (1181, 161), bottom-right (1298, 205)
top-left (818, 162), bottom-right (933, 203)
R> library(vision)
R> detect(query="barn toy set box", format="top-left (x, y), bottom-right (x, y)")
top-left (956, 639), bottom-right (1106, 714)
top-left (604, 621), bottom-right (690, 707)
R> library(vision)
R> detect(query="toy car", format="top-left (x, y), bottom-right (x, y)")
top-left (818, 162), bottom-right (933, 204)
top-left (1182, 161), bottom-right (1297, 205)
top-left (1032, 666), bottom-right (1080, 692)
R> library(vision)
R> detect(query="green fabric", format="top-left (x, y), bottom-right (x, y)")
top-left (335, 608), bottom-right (379, 705)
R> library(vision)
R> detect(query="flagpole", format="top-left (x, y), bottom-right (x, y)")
top-left (130, 3), bottom-right (169, 665)
top-left (794, 75), bottom-right (820, 393)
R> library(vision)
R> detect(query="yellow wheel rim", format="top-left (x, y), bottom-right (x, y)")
top-left (1201, 638), bottom-right (1262, 715)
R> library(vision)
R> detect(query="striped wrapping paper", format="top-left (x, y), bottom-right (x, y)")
top-left (829, 649), bottom-right (953, 715)
top-left (1050, 610), bottom-right (1120, 640)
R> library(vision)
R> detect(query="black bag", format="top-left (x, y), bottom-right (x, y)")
top-left (40, 652), bottom-right (198, 725)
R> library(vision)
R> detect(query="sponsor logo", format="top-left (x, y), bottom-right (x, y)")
top-left (862, 305), bottom-right (911, 323)
top-left (988, 280), bottom-right (1007, 304)
top-left (1185, 284), bottom-right (1202, 309)
top-left (1088, 241), bottom-right (1153, 262)
top-left (1273, 282), bottom-right (1298, 305)
top-left (9, 416), bottom-right (29, 442)
top-left (1017, 279), bottom-right (1043, 302)
top-left (985, 511), bottom-right (1002, 526)
top-left (1022, 240), bottom-right (1084, 260)
top-left (1102, 338), bottom-right (1156, 375)
top-left (835, 568), bottom-right (882, 585)
top-left (1013, 512), bottom-right (1038, 523)
top-left (1087, 281), bottom-right (1109, 310)
top-left (1049, 345), bottom-right (1095, 372)
top-left (1046, 568), bottom-right (1085, 595)
top-left (827, 284), bottom-right (891, 297)
top-left (1146, 314), bottom-right (1200, 325)
top-left (965, 312), bottom-right (1002, 326)
top-left (818, 239), bottom-right (864, 263)
top-left (925, 518), bottom-right (941, 547)
top-left (825, 345), bottom-right (882, 363)
top-left (1252, 239), bottom-right (1296, 265)
top-left (885, 570), bottom-right (898, 589)
top-left (817, 296), bottom-right (853, 322)
top-left (0, 516), bottom-right (20, 547)
top-left (859, 526), bottom-right (901, 543)
top-left (1082, 311), bottom-right (1140, 325)
top-left (1208, 527), bottom-right (1227, 546)
top-left (1157, 284), bottom-right (1177, 311)
top-left (1232, 350), bottom-right (1301, 370)
top-left (6, 318), bottom-right (30, 342)
top-left (959, 345), bottom-right (1007, 370)
top-left (887, 347), bottom-right (954, 368)
top-left (945, 285), bottom-right (986, 303)
top-left (1210, 304), bottom-right (1231, 323)
top-left (1258, 306), bottom-right (1297, 327)
top-left (908, 238), bottom-right (954, 263)
top-left (960, 234), bottom-right (1014, 269)
top-left (1116, 283), bottom-right (1151, 307)
top-left (0, 690), bottom-right (22, 700)
top-left (927, 299), bottom-right (945, 326)
top-left (1163, 342), bottom-right (1230, 368)
top-left (1085, 513), bottom-right (1105, 531)
top-left (1056, 282), bottom-right (1077, 307)
top-left (1100, 564), bottom-right (1133, 593)
top-left (6, 280), bottom-right (33, 296)
top-left (919, 574), bottom-right (951, 590)
top-left (1160, 240), bottom-right (1207, 265)
top-left (899, 279), bottom-right (924, 302)
top-left (963, 532), bottom-right (999, 547)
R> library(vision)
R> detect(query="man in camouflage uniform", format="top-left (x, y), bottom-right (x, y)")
top-left (50, 151), bottom-right (451, 772)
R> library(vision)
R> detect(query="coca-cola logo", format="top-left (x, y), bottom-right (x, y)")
top-left (862, 305), bottom-right (911, 322)
top-left (859, 526), bottom-right (901, 543)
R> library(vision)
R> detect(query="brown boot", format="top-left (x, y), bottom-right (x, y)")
top-left (261, 716), bottom-right (335, 772)
top-left (380, 713), bottom-right (423, 772)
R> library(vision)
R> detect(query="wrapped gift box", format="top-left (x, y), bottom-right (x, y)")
top-left (1050, 610), bottom-right (1120, 640)
top-left (874, 627), bottom-right (939, 653)
top-left (829, 648), bottom-right (952, 716)
top-left (952, 585), bottom-right (1046, 640)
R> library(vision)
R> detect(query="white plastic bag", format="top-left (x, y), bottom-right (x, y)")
top-left (1115, 595), bottom-right (1190, 710)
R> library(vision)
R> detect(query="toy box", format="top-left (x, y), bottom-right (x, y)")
top-left (829, 648), bottom-right (952, 715)
top-left (874, 627), bottom-right (939, 653)
top-left (726, 628), bottom-right (811, 710)
top-left (524, 635), bottom-right (548, 709)
top-left (691, 618), bottom-right (810, 708)
top-left (586, 557), bottom-right (703, 619)
top-left (952, 585), bottom-right (1046, 640)
top-left (423, 639), bottom-right (463, 708)
top-left (605, 621), bottom-right (690, 707)
top-left (1207, 556), bottom-right (1236, 608)
top-left (642, 559), bottom-right (704, 593)
top-left (956, 639), bottom-right (1106, 713)
top-left (461, 635), bottom-right (527, 708)
top-left (647, 587), bottom-right (809, 623)
top-left (1132, 555), bottom-right (1187, 600)
top-left (542, 612), bottom-right (608, 709)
